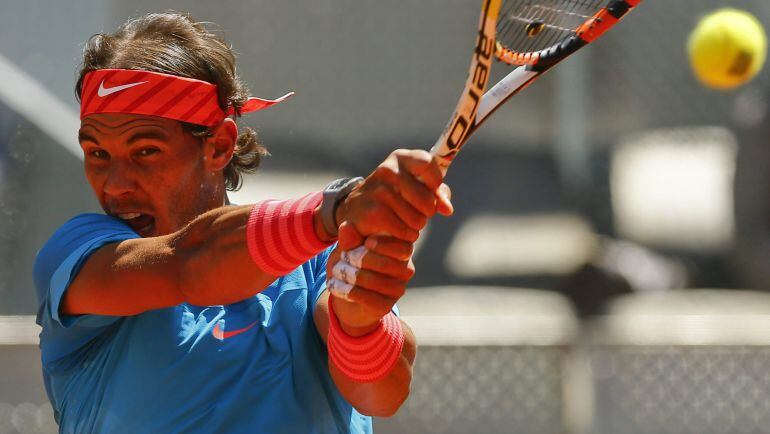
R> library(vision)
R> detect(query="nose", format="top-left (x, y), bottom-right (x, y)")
top-left (102, 161), bottom-right (138, 197)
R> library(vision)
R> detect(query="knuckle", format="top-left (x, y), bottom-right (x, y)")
top-left (401, 267), bottom-right (415, 281)
top-left (403, 249), bottom-right (414, 261)
top-left (391, 282), bottom-right (407, 299)
top-left (372, 165), bottom-right (395, 180)
top-left (415, 215), bottom-right (428, 229)
top-left (403, 262), bottom-right (416, 279)
top-left (413, 149), bottom-right (432, 162)
top-left (395, 242), bottom-right (414, 259)
top-left (402, 228), bottom-right (419, 243)
top-left (392, 149), bottom-right (409, 158)
top-left (371, 183), bottom-right (392, 199)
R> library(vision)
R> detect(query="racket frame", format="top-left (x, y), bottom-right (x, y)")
top-left (430, 0), bottom-right (642, 174)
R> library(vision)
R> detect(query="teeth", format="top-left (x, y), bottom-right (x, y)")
top-left (117, 213), bottom-right (141, 220)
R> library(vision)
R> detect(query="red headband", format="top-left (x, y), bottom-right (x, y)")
top-left (79, 69), bottom-right (293, 127)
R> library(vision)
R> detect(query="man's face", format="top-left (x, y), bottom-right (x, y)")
top-left (78, 113), bottom-right (220, 237)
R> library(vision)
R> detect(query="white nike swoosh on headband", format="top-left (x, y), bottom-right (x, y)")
top-left (97, 80), bottom-right (148, 97)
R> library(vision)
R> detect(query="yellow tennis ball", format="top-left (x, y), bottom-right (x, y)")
top-left (688, 8), bottom-right (767, 90)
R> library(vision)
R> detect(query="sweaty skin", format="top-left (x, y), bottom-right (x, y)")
top-left (66, 112), bottom-right (452, 417)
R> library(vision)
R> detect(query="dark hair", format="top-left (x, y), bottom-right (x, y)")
top-left (75, 12), bottom-right (267, 191)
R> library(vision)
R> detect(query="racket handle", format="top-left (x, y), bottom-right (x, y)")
top-left (428, 144), bottom-right (452, 178)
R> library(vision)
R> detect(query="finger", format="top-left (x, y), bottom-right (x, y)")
top-left (380, 188), bottom-right (428, 231)
top-left (395, 150), bottom-right (444, 191)
top-left (345, 286), bottom-right (398, 319)
top-left (369, 157), bottom-right (438, 217)
top-left (365, 236), bottom-right (414, 261)
top-left (394, 170), bottom-right (439, 218)
top-left (356, 208), bottom-right (419, 242)
top-left (340, 246), bottom-right (367, 268)
top-left (436, 183), bottom-right (454, 216)
top-left (359, 249), bottom-right (413, 280)
top-left (328, 277), bottom-right (353, 297)
top-left (326, 244), bottom-right (343, 274)
top-left (332, 260), bottom-right (360, 286)
top-left (338, 221), bottom-right (364, 250)
top-left (352, 269), bottom-right (407, 299)
top-left (340, 244), bottom-right (414, 278)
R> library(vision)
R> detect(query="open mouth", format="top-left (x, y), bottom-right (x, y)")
top-left (116, 213), bottom-right (155, 236)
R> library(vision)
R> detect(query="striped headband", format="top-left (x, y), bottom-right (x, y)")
top-left (79, 69), bottom-right (293, 127)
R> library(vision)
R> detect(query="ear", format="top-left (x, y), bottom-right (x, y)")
top-left (203, 118), bottom-right (238, 172)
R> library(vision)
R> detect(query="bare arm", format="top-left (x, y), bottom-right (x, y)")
top-left (307, 150), bottom-right (452, 416)
top-left (62, 205), bottom-right (277, 316)
top-left (62, 170), bottom-right (428, 317)
top-left (63, 149), bottom-right (450, 321)
top-left (313, 291), bottom-right (417, 417)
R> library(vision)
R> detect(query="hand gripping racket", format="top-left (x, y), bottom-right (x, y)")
top-left (328, 0), bottom-right (642, 296)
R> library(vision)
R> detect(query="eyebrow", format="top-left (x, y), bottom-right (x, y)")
top-left (78, 128), bottom-right (170, 146)
top-left (78, 131), bottom-right (98, 144)
top-left (126, 130), bottom-right (170, 145)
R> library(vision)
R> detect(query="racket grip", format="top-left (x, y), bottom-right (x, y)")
top-left (429, 131), bottom-right (460, 179)
top-left (428, 146), bottom-right (452, 178)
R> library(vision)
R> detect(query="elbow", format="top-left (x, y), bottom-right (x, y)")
top-left (363, 387), bottom-right (410, 418)
top-left (169, 233), bottom-right (200, 305)
top-left (366, 329), bottom-right (417, 417)
top-left (356, 358), bottom-right (414, 418)
top-left (176, 247), bottom-right (209, 306)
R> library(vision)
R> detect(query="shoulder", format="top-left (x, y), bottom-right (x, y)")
top-left (33, 213), bottom-right (138, 299)
top-left (37, 214), bottom-right (135, 254)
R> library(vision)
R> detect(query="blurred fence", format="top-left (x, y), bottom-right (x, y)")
top-left (0, 317), bottom-right (55, 434)
top-left (374, 287), bottom-right (770, 434)
top-left (6, 287), bottom-right (770, 433)
top-left (375, 287), bottom-right (578, 434)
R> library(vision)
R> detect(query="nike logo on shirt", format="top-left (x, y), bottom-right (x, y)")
top-left (97, 80), bottom-right (148, 97)
top-left (212, 321), bottom-right (259, 340)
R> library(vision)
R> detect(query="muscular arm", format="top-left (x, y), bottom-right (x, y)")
top-left (63, 149), bottom-right (449, 322)
top-left (313, 291), bottom-right (417, 417)
top-left (63, 205), bottom-right (288, 316)
top-left (303, 150), bottom-right (451, 416)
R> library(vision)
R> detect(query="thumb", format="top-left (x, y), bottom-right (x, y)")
top-left (337, 221), bottom-right (365, 250)
top-left (436, 183), bottom-right (454, 216)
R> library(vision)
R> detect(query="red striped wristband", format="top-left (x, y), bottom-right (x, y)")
top-left (327, 297), bottom-right (405, 383)
top-left (246, 192), bottom-right (333, 276)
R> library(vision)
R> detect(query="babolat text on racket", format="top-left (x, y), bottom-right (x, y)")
top-left (430, 0), bottom-right (642, 174)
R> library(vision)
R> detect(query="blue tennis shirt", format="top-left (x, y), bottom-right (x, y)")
top-left (34, 213), bottom-right (372, 434)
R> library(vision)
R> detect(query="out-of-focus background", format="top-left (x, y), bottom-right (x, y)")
top-left (2, 0), bottom-right (770, 433)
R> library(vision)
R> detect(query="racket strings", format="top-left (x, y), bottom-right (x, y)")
top-left (496, 0), bottom-right (609, 58)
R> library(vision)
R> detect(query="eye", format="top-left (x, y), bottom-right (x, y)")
top-left (89, 149), bottom-right (109, 160)
top-left (136, 147), bottom-right (160, 157)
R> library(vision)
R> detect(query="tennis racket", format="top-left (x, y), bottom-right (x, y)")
top-left (328, 0), bottom-right (642, 296)
top-left (430, 0), bottom-right (642, 175)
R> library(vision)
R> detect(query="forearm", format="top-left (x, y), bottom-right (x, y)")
top-left (64, 194), bottom-right (332, 316)
top-left (173, 204), bottom-right (276, 305)
top-left (330, 320), bottom-right (417, 417)
top-left (176, 194), bottom-right (332, 305)
top-left (315, 291), bottom-right (416, 417)
top-left (64, 205), bottom-right (269, 315)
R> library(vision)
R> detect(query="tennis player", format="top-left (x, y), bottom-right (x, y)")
top-left (33, 12), bottom-right (452, 434)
